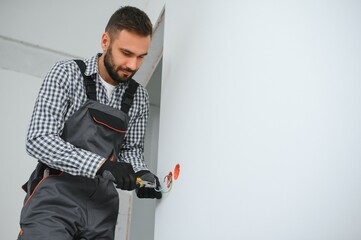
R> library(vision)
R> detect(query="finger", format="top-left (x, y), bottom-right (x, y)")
top-left (123, 176), bottom-right (133, 191)
top-left (149, 188), bottom-right (162, 199)
top-left (155, 176), bottom-right (161, 189)
top-left (128, 174), bottom-right (136, 190)
top-left (116, 177), bottom-right (126, 190)
top-left (120, 175), bottom-right (136, 191)
top-left (155, 190), bottom-right (162, 199)
top-left (116, 176), bottom-right (129, 191)
top-left (136, 188), bottom-right (145, 198)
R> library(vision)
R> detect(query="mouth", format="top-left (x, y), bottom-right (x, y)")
top-left (119, 69), bottom-right (134, 76)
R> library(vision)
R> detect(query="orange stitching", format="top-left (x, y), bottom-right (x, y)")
top-left (92, 117), bottom-right (126, 133)
top-left (23, 172), bottom-right (64, 207)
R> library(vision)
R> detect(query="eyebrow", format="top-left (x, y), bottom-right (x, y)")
top-left (120, 48), bottom-right (148, 57)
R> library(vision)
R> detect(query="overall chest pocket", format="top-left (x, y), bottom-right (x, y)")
top-left (89, 108), bottom-right (127, 134)
top-left (61, 101), bottom-right (129, 159)
top-left (82, 108), bottom-right (128, 157)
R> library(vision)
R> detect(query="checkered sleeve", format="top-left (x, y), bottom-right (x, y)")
top-left (25, 62), bottom-right (103, 178)
top-left (120, 85), bottom-right (149, 172)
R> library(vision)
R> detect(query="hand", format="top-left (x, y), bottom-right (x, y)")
top-left (135, 170), bottom-right (162, 199)
top-left (97, 158), bottom-right (136, 190)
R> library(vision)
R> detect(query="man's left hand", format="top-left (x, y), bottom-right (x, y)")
top-left (135, 170), bottom-right (162, 199)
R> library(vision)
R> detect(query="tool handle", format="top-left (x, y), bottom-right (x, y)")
top-left (136, 177), bottom-right (156, 188)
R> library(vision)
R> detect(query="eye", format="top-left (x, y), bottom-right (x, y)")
top-left (122, 51), bottom-right (131, 57)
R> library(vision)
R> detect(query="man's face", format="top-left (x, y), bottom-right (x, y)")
top-left (102, 30), bottom-right (151, 83)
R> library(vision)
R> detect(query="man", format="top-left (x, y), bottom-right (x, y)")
top-left (18, 6), bottom-right (161, 240)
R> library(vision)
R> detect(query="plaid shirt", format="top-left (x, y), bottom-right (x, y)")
top-left (26, 54), bottom-right (149, 178)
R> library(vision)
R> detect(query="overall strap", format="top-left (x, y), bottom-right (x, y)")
top-left (74, 59), bottom-right (97, 101)
top-left (121, 79), bottom-right (139, 114)
top-left (74, 59), bottom-right (139, 114)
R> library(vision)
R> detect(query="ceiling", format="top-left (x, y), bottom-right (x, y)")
top-left (0, 0), bottom-right (165, 85)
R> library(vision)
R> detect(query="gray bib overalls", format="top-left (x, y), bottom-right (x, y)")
top-left (18, 60), bottom-right (139, 240)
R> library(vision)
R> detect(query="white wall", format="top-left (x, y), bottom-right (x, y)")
top-left (0, 69), bottom-right (42, 238)
top-left (155, 1), bottom-right (361, 239)
top-left (130, 59), bottom-right (162, 240)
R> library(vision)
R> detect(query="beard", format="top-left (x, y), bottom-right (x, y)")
top-left (103, 47), bottom-right (137, 83)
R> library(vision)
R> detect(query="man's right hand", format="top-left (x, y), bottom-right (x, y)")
top-left (97, 158), bottom-right (136, 190)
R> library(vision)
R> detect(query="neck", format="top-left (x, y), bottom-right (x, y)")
top-left (97, 54), bottom-right (118, 86)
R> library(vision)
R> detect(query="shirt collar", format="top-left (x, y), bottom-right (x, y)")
top-left (83, 53), bottom-right (101, 78)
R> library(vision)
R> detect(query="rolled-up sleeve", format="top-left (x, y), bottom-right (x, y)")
top-left (120, 86), bottom-right (149, 172)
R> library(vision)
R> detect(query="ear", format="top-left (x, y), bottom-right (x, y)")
top-left (101, 32), bottom-right (110, 52)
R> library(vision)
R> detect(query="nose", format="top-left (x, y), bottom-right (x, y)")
top-left (126, 57), bottom-right (138, 71)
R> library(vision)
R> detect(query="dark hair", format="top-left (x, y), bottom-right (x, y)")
top-left (105, 6), bottom-right (153, 39)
